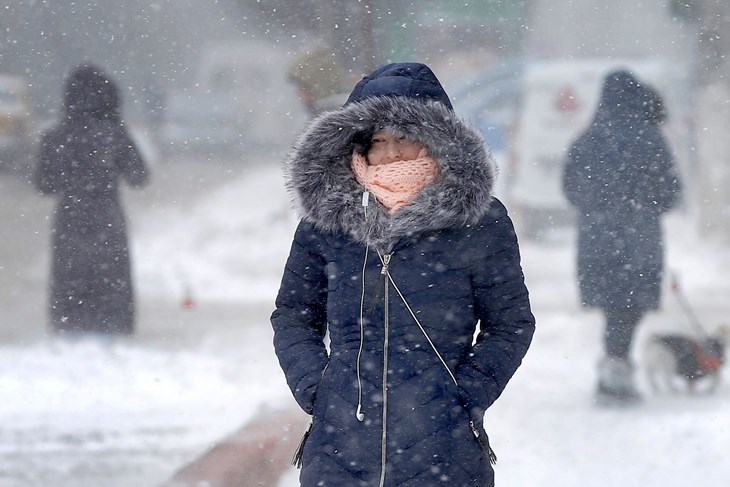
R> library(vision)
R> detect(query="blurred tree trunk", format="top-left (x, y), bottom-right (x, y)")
top-left (695, 1), bottom-right (730, 239)
top-left (357, 1), bottom-right (377, 74)
top-left (313, 0), bottom-right (378, 77)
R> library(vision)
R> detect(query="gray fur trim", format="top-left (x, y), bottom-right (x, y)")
top-left (283, 96), bottom-right (496, 251)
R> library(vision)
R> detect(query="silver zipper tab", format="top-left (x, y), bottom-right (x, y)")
top-left (381, 253), bottom-right (392, 275)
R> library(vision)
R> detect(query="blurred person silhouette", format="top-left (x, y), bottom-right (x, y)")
top-left (271, 62), bottom-right (535, 486)
top-left (35, 63), bottom-right (149, 335)
top-left (562, 70), bottom-right (682, 406)
top-left (287, 45), bottom-right (349, 118)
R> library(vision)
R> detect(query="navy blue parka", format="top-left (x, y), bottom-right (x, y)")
top-left (562, 70), bottom-right (682, 312)
top-left (272, 64), bottom-right (535, 486)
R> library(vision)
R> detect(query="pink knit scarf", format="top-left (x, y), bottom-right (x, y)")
top-left (351, 149), bottom-right (439, 214)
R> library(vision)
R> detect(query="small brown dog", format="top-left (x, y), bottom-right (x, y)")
top-left (643, 324), bottom-right (728, 394)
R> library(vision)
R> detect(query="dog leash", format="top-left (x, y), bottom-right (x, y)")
top-left (669, 270), bottom-right (710, 339)
top-left (668, 270), bottom-right (724, 376)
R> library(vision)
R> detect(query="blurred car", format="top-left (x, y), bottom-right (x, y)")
top-left (451, 60), bottom-right (524, 150)
top-left (508, 58), bottom-right (691, 239)
top-left (451, 59), bottom-right (524, 200)
top-left (0, 74), bottom-right (34, 172)
top-left (160, 88), bottom-right (245, 157)
top-left (454, 80), bottom-right (522, 152)
top-left (159, 40), bottom-right (304, 158)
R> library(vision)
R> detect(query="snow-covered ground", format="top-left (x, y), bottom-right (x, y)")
top-left (1, 161), bottom-right (728, 486)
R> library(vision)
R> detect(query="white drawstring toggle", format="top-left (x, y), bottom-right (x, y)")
top-left (356, 404), bottom-right (365, 422)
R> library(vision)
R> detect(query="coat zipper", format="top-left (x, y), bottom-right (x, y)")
top-left (380, 250), bottom-right (498, 467)
top-left (378, 252), bottom-right (392, 487)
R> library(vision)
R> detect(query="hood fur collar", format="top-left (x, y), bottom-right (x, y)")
top-left (283, 96), bottom-right (496, 251)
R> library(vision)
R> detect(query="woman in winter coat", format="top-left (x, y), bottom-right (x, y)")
top-left (271, 62), bottom-right (535, 486)
top-left (35, 64), bottom-right (149, 335)
top-left (562, 70), bottom-right (682, 406)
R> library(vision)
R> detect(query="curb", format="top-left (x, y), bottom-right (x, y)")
top-left (163, 405), bottom-right (308, 487)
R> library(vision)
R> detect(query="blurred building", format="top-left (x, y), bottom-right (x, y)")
top-left (694, 1), bottom-right (730, 240)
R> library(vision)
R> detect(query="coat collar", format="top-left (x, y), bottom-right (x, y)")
top-left (284, 96), bottom-right (496, 251)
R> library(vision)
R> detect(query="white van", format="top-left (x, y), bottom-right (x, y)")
top-left (161, 40), bottom-right (305, 156)
top-left (0, 74), bottom-right (34, 172)
top-left (507, 59), bottom-right (690, 238)
top-left (194, 40), bottom-right (305, 150)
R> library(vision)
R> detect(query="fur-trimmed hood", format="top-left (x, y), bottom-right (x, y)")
top-left (283, 95), bottom-right (496, 251)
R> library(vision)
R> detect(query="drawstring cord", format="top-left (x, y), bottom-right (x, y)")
top-left (355, 189), bottom-right (458, 419)
top-left (376, 248), bottom-right (496, 465)
top-left (353, 191), bottom-right (495, 467)
top-left (375, 248), bottom-right (458, 387)
top-left (355, 243), bottom-right (369, 422)
top-left (355, 191), bottom-right (372, 422)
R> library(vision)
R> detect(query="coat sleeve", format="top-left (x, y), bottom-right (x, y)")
top-left (639, 130), bottom-right (682, 214)
top-left (271, 221), bottom-right (330, 414)
top-left (456, 199), bottom-right (535, 415)
top-left (116, 129), bottom-right (149, 188)
top-left (562, 135), bottom-right (595, 210)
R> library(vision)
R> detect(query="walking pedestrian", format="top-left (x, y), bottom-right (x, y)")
top-left (562, 70), bottom-right (683, 406)
top-left (271, 62), bottom-right (535, 486)
top-left (35, 63), bottom-right (149, 335)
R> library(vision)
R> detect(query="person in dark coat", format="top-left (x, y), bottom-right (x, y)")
top-left (562, 70), bottom-right (682, 406)
top-left (271, 63), bottom-right (535, 486)
top-left (35, 64), bottom-right (149, 335)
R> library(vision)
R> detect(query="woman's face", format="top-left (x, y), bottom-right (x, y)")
top-left (367, 130), bottom-right (423, 166)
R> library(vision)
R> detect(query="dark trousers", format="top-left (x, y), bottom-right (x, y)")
top-left (603, 307), bottom-right (644, 359)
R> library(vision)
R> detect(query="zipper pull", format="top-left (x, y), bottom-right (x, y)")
top-left (470, 420), bottom-right (498, 465)
top-left (381, 253), bottom-right (392, 275)
top-left (291, 420), bottom-right (313, 468)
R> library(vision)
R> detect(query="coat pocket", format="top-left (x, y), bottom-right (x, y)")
top-left (446, 381), bottom-right (498, 466)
